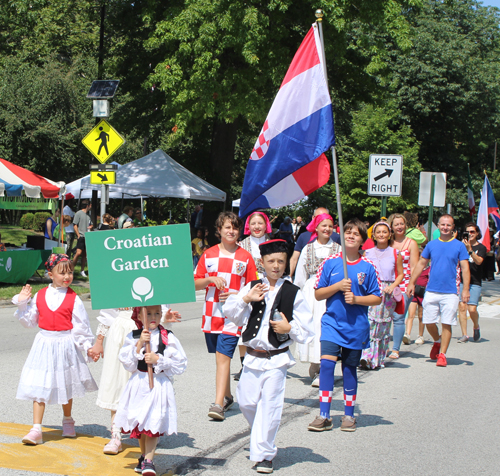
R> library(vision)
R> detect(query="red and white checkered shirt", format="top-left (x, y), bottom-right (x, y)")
top-left (195, 245), bottom-right (258, 335)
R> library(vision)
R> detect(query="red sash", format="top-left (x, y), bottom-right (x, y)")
top-left (36, 287), bottom-right (76, 331)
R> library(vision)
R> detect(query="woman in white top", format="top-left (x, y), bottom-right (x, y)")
top-left (294, 213), bottom-right (341, 385)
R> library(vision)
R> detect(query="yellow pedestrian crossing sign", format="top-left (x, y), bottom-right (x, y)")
top-left (90, 171), bottom-right (116, 185)
top-left (82, 120), bottom-right (125, 164)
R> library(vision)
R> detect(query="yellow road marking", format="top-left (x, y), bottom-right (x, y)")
top-left (0, 422), bottom-right (174, 475)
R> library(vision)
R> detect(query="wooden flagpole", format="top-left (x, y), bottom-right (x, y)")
top-left (315, 10), bottom-right (348, 279)
top-left (140, 307), bottom-right (155, 389)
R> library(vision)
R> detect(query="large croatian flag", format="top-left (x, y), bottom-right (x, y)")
top-left (477, 175), bottom-right (500, 251)
top-left (239, 24), bottom-right (335, 217)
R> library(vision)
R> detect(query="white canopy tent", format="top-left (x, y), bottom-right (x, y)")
top-left (76, 149), bottom-right (226, 202)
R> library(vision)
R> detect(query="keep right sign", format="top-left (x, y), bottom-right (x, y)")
top-left (367, 154), bottom-right (403, 197)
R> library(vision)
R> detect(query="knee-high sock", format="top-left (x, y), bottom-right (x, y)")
top-left (319, 359), bottom-right (336, 418)
top-left (342, 363), bottom-right (357, 417)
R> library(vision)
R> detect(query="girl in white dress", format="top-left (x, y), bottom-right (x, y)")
top-left (94, 306), bottom-right (180, 455)
top-left (114, 305), bottom-right (187, 476)
top-left (294, 213), bottom-right (341, 385)
top-left (13, 253), bottom-right (97, 446)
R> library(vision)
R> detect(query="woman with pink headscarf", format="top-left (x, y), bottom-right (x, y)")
top-left (294, 213), bottom-right (341, 386)
top-left (238, 211), bottom-right (272, 278)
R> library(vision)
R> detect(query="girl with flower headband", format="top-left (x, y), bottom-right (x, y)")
top-left (12, 253), bottom-right (98, 446)
top-left (113, 305), bottom-right (187, 476)
top-left (360, 221), bottom-right (404, 370)
top-left (294, 213), bottom-right (341, 386)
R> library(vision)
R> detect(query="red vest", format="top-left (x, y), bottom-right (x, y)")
top-left (36, 287), bottom-right (76, 331)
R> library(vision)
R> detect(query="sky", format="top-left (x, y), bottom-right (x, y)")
top-left (483, 0), bottom-right (500, 8)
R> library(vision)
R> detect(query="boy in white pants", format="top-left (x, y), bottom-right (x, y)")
top-left (225, 239), bottom-right (314, 473)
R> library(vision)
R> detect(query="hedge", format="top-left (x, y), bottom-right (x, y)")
top-left (20, 212), bottom-right (52, 232)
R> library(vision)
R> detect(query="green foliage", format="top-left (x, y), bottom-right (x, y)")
top-left (19, 213), bottom-right (35, 230)
top-left (2, 0), bottom-right (500, 228)
top-left (390, 0), bottom-right (500, 178)
top-left (33, 212), bottom-right (51, 232)
top-left (0, 0), bottom-right (99, 63)
top-left (143, 218), bottom-right (170, 227)
top-left (0, 55), bottom-right (95, 182)
top-left (147, 0), bottom-right (423, 143)
top-left (337, 102), bottom-right (421, 220)
top-left (19, 212), bottom-right (51, 231)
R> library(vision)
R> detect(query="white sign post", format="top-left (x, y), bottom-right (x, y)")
top-left (367, 154), bottom-right (403, 197)
top-left (418, 172), bottom-right (447, 241)
top-left (418, 172), bottom-right (447, 207)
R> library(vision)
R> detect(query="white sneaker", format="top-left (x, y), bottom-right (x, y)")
top-left (402, 334), bottom-right (411, 345)
top-left (80, 271), bottom-right (87, 278)
top-left (415, 335), bottom-right (425, 345)
top-left (311, 375), bottom-right (320, 387)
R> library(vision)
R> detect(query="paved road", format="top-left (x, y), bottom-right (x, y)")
top-left (0, 284), bottom-right (499, 475)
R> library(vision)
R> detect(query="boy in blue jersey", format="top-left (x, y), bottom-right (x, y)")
top-left (308, 219), bottom-right (381, 432)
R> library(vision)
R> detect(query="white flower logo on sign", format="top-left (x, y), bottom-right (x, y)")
top-left (131, 277), bottom-right (154, 303)
top-left (5, 257), bottom-right (12, 273)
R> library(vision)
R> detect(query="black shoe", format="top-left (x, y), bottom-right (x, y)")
top-left (254, 460), bottom-right (273, 473)
top-left (134, 455), bottom-right (145, 473)
top-left (223, 395), bottom-right (234, 412)
top-left (234, 368), bottom-right (243, 381)
top-left (473, 328), bottom-right (481, 341)
top-left (141, 459), bottom-right (156, 476)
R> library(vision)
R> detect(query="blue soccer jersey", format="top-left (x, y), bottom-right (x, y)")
top-left (315, 253), bottom-right (381, 349)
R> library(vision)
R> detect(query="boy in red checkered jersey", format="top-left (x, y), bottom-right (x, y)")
top-left (194, 211), bottom-right (258, 421)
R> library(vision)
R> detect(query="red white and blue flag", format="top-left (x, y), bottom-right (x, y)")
top-left (477, 175), bottom-right (500, 251)
top-left (239, 24), bottom-right (335, 217)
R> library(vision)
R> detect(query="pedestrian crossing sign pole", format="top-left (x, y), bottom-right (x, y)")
top-left (82, 119), bottom-right (125, 164)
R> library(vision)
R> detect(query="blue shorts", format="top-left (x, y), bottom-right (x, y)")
top-left (459, 283), bottom-right (482, 306)
top-left (320, 341), bottom-right (362, 367)
top-left (204, 333), bottom-right (239, 358)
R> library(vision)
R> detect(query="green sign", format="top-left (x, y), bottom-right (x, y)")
top-left (0, 197), bottom-right (55, 210)
top-left (85, 224), bottom-right (195, 309)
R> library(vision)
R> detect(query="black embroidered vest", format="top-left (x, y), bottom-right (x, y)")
top-left (132, 327), bottom-right (172, 372)
top-left (242, 279), bottom-right (300, 348)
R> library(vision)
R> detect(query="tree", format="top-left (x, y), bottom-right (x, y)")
top-left (336, 102), bottom-right (421, 219)
top-left (144, 0), bottom-right (424, 202)
top-left (0, 56), bottom-right (93, 182)
top-left (391, 0), bottom-right (500, 178)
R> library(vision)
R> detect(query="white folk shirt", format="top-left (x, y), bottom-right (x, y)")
top-left (294, 238), bottom-right (336, 289)
top-left (224, 277), bottom-right (314, 370)
top-left (13, 284), bottom-right (94, 355)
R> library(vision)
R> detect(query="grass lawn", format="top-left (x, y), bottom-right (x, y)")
top-left (0, 226), bottom-right (90, 298)
top-left (1, 225), bottom-right (43, 247)
top-left (0, 283), bottom-right (89, 301)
